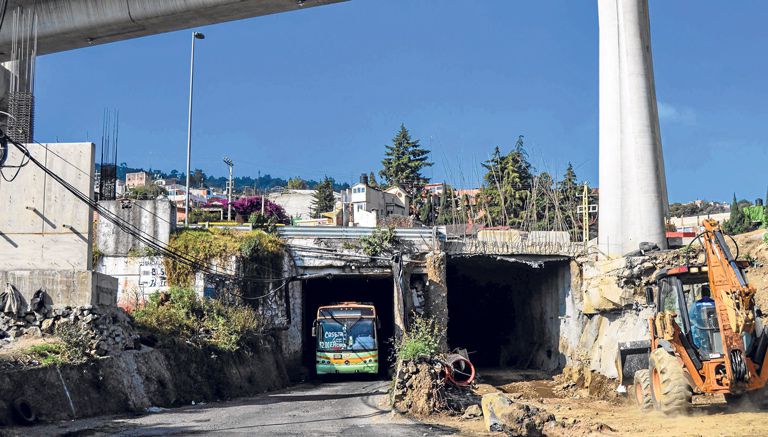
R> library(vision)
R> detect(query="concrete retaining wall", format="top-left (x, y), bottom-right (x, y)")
top-left (0, 270), bottom-right (117, 310)
top-left (0, 336), bottom-right (290, 426)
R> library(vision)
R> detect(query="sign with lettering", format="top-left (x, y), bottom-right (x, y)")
top-left (138, 262), bottom-right (167, 291)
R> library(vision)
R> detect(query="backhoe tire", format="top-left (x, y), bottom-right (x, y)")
top-left (649, 348), bottom-right (692, 415)
top-left (632, 369), bottom-right (653, 411)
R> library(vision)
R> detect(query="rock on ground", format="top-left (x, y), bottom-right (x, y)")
top-left (481, 393), bottom-right (556, 436)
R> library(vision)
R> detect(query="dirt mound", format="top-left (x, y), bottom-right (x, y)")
top-left (734, 229), bottom-right (768, 309)
top-left (391, 358), bottom-right (480, 416)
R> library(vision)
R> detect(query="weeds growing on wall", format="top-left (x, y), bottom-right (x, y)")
top-left (360, 227), bottom-right (397, 256)
top-left (132, 287), bottom-right (263, 352)
top-left (164, 228), bottom-right (283, 287)
top-left (393, 315), bottom-right (442, 362)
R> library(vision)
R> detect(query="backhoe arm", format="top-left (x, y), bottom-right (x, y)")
top-left (701, 219), bottom-right (756, 383)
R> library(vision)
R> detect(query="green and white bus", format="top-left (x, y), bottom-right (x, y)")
top-left (313, 302), bottom-right (379, 375)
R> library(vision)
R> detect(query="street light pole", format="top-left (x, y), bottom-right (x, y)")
top-left (223, 157), bottom-right (234, 222)
top-left (184, 31), bottom-right (205, 227)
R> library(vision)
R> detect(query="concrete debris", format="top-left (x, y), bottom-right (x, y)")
top-left (461, 404), bottom-right (482, 420)
top-left (391, 358), bottom-right (481, 416)
top-left (481, 393), bottom-right (556, 436)
top-left (0, 305), bottom-right (139, 358)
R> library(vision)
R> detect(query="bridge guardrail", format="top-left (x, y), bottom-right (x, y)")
top-left (277, 226), bottom-right (445, 242)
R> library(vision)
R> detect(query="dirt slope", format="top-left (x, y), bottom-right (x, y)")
top-left (734, 229), bottom-right (768, 309)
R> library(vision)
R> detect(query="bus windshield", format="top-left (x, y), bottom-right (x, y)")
top-left (317, 318), bottom-right (376, 352)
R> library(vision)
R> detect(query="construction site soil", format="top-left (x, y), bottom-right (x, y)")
top-left (421, 369), bottom-right (768, 436)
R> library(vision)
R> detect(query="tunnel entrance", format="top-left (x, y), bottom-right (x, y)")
top-left (447, 256), bottom-right (570, 372)
top-left (302, 275), bottom-right (394, 378)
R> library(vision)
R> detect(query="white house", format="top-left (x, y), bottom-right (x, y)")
top-left (348, 174), bottom-right (410, 226)
top-left (269, 189), bottom-right (341, 221)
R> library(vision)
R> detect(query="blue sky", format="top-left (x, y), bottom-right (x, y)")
top-left (34, 1), bottom-right (768, 203)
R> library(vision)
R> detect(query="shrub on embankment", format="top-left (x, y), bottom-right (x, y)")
top-left (132, 286), bottom-right (263, 352)
top-left (163, 228), bottom-right (283, 287)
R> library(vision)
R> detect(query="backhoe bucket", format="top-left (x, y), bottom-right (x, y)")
top-left (616, 340), bottom-right (651, 385)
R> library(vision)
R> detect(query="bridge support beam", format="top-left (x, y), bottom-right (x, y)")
top-left (597, 0), bottom-right (668, 257)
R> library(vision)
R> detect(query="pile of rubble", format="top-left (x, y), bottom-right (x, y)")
top-left (0, 288), bottom-right (139, 358)
top-left (391, 357), bottom-right (480, 416)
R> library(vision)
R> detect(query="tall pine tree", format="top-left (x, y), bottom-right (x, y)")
top-left (368, 172), bottom-right (379, 188)
top-left (479, 136), bottom-right (534, 227)
top-left (311, 176), bottom-right (336, 218)
top-left (379, 124), bottom-right (433, 195)
top-left (558, 162), bottom-right (581, 237)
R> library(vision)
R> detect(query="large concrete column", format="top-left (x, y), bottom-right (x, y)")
top-left (597, 0), bottom-right (623, 256)
top-left (598, 0), bottom-right (668, 256)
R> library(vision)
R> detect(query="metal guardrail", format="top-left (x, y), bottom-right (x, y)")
top-left (444, 239), bottom-right (584, 257)
top-left (277, 226), bottom-right (445, 242)
top-left (187, 223), bottom-right (254, 231)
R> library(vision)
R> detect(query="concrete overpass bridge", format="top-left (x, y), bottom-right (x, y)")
top-left (0, 0), bottom-right (347, 60)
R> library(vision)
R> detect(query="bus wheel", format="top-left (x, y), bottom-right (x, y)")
top-left (633, 369), bottom-right (653, 411)
top-left (649, 348), bottom-right (692, 415)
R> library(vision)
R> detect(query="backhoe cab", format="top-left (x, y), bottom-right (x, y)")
top-left (621, 220), bottom-right (768, 414)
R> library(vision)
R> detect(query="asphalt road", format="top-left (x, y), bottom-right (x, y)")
top-left (5, 380), bottom-right (458, 436)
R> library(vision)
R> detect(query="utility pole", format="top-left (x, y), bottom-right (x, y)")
top-left (223, 157), bottom-right (233, 221)
top-left (582, 183), bottom-right (589, 245)
top-left (576, 182), bottom-right (598, 247)
top-left (261, 187), bottom-right (266, 216)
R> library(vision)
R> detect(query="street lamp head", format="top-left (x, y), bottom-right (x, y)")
top-left (193, 32), bottom-right (205, 40)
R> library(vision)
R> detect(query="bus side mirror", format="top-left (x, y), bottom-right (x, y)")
top-left (645, 287), bottom-right (654, 307)
top-left (311, 321), bottom-right (317, 338)
top-left (376, 317), bottom-right (381, 330)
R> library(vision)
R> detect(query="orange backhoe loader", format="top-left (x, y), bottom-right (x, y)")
top-left (618, 219), bottom-right (768, 414)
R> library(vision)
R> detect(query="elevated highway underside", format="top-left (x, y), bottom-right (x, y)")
top-left (0, 0), bottom-right (347, 60)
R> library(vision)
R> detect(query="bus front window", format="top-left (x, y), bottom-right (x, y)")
top-left (317, 318), bottom-right (376, 352)
top-left (349, 319), bottom-right (376, 351)
top-left (317, 320), bottom-right (346, 352)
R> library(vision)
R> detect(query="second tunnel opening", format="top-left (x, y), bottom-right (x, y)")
top-left (446, 256), bottom-right (570, 372)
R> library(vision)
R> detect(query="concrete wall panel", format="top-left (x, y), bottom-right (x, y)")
top-left (0, 142), bottom-right (94, 271)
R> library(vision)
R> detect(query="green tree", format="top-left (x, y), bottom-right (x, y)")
top-left (419, 196), bottom-right (433, 224)
top-left (479, 136), bottom-right (533, 227)
top-left (379, 124), bottom-right (433, 195)
top-left (765, 186), bottom-right (768, 221)
top-left (530, 172), bottom-right (556, 230)
top-left (436, 185), bottom-right (452, 225)
top-left (126, 184), bottom-right (167, 200)
top-left (287, 177), bottom-right (308, 190)
top-left (311, 176), bottom-right (336, 218)
top-left (190, 169), bottom-right (207, 188)
top-left (368, 172), bottom-right (379, 189)
top-left (558, 163), bottom-right (581, 237)
top-left (723, 193), bottom-right (756, 235)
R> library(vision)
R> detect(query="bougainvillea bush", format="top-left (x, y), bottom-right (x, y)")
top-left (230, 196), bottom-right (290, 224)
